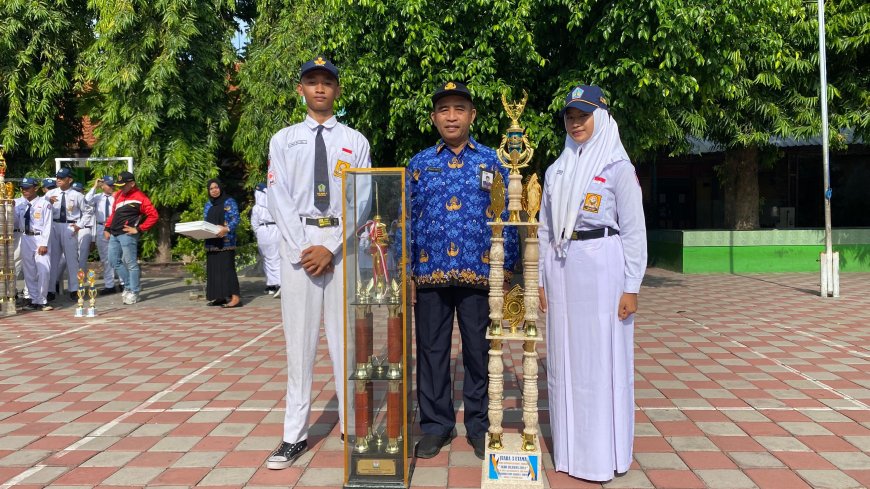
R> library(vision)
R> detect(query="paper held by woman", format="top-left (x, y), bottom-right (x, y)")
top-left (175, 220), bottom-right (222, 240)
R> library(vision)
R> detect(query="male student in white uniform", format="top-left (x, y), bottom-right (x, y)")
top-left (16, 178), bottom-right (54, 311)
top-left (45, 168), bottom-right (85, 301)
top-left (85, 176), bottom-right (119, 294)
top-left (265, 55), bottom-right (372, 469)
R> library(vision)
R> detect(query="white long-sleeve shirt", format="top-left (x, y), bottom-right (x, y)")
top-left (45, 187), bottom-right (85, 223)
top-left (15, 195), bottom-right (53, 248)
top-left (267, 115), bottom-right (372, 264)
top-left (540, 159), bottom-right (647, 293)
top-left (84, 186), bottom-right (115, 225)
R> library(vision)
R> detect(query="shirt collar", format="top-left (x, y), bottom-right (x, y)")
top-left (305, 115), bottom-right (338, 130)
top-left (435, 136), bottom-right (479, 155)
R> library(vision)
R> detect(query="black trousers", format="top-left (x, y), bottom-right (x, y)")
top-left (415, 286), bottom-right (490, 439)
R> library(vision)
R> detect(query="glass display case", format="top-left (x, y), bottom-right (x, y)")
top-left (342, 168), bottom-right (412, 489)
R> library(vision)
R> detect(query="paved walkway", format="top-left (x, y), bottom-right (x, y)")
top-left (0, 269), bottom-right (868, 488)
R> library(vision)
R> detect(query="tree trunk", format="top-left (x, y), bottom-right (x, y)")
top-left (722, 146), bottom-right (760, 230)
top-left (155, 205), bottom-right (173, 263)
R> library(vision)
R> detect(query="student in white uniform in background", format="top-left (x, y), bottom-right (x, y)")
top-left (538, 85), bottom-right (647, 483)
top-left (251, 183), bottom-right (281, 294)
top-left (45, 168), bottom-right (86, 301)
top-left (72, 181), bottom-right (95, 280)
top-left (85, 176), bottom-right (119, 294)
top-left (265, 55), bottom-right (371, 470)
top-left (15, 178), bottom-right (54, 311)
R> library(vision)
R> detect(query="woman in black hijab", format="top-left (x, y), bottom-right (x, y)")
top-left (204, 179), bottom-right (241, 307)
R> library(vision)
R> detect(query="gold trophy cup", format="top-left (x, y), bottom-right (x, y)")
top-left (87, 270), bottom-right (97, 317)
top-left (74, 269), bottom-right (86, 317)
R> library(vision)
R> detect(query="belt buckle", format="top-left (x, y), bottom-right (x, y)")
top-left (317, 217), bottom-right (332, 227)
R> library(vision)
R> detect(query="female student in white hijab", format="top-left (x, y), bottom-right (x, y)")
top-left (537, 85), bottom-right (647, 482)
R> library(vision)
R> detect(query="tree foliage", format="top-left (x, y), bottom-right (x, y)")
top-left (0, 0), bottom-right (91, 171)
top-left (233, 0), bottom-right (325, 185)
top-left (78, 0), bottom-right (237, 208)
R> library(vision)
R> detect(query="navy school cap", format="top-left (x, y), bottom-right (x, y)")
top-left (255, 182), bottom-right (267, 192)
top-left (299, 56), bottom-right (339, 81)
top-left (432, 81), bottom-right (473, 106)
top-left (563, 85), bottom-right (609, 114)
top-left (20, 177), bottom-right (39, 189)
top-left (101, 175), bottom-right (115, 186)
top-left (72, 182), bottom-right (84, 192)
top-left (42, 178), bottom-right (57, 189)
top-left (56, 167), bottom-right (73, 179)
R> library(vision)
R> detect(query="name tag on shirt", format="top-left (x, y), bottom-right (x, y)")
top-left (480, 169), bottom-right (495, 192)
top-left (426, 166), bottom-right (442, 173)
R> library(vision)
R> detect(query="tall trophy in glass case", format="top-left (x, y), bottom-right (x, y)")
top-left (342, 168), bottom-right (412, 489)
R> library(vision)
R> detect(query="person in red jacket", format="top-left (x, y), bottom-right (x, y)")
top-left (102, 171), bottom-right (158, 304)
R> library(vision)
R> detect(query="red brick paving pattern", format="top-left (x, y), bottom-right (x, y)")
top-left (0, 269), bottom-right (868, 488)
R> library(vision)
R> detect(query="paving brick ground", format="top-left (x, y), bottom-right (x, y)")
top-left (0, 268), bottom-right (868, 488)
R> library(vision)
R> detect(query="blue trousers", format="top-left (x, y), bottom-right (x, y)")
top-left (415, 287), bottom-right (490, 439)
top-left (108, 233), bottom-right (140, 293)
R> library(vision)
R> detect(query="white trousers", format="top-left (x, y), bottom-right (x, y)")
top-left (95, 224), bottom-right (116, 287)
top-left (49, 222), bottom-right (80, 292)
top-left (77, 228), bottom-right (93, 275)
top-left (543, 235), bottom-right (634, 481)
top-left (256, 226), bottom-right (281, 286)
top-left (21, 235), bottom-right (51, 305)
top-left (280, 226), bottom-right (345, 444)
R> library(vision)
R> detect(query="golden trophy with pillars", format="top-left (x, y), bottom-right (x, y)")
top-left (482, 90), bottom-right (544, 488)
top-left (87, 270), bottom-right (98, 317)
top-left (74, 269), bottom-right (86, 317)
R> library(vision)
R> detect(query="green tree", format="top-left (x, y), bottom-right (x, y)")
top-left (78, 0), bottom-right (238, 261)
top-left (0, 0), bottom-right (91, 172)
top-left (233, 0), bottom-right (325, 185)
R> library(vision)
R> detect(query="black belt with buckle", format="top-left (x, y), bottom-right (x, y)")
top-left (97, 222), bottom-right (105, 225)
top-left (303, 217), bottom-right (339, 228)
top-left (570, 227), bottom-right (619, 240)
top-left (263, 222), bottom-right (276, 226)
top-left (13, 228), bottom-right (21, 233)
top-left (53, 219), bottom-right (77, 224)
top-left (25, 231), bottom-right (41, 236)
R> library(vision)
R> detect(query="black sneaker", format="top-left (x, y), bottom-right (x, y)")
top-left (69, 292), bottom-right (79, 301)
top-left (22, 302), bottom-right (38, 311)
top-left (266, 440), bottom-right (308, 470)
top-left (46, 292), bottom-right (56, 302)
top-left (467, 436), bottom-right (485, 460)
top-left (415, 429), bottom-right (456, 459)
top-left (100, 287), bottom-right (116, 295)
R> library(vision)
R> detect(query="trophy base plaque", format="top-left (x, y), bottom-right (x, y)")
top-left (86, 307), bottom-right (96, 318)
top-left (74, 307), bottom-right (84, 318)
top-left (481, 432), bottom-right (543, 488)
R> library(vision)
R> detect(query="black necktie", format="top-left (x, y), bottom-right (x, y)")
top-left (104, 196), bottom-right (110, 220)
top-left (24, 204), bottom-right (31, 234)
top-left (314, 125), bottom-right (329, 212)
top-left (59, 191), bottom-right (67, 221)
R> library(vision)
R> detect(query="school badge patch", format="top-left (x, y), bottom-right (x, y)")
top-left (582, 193), bottom-right (602, 213)
top-left (333, 159), bottom-right (350, 177)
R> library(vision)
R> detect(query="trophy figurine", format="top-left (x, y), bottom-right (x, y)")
top-left (496, 90), bottom-right (535, 223)
top-left (86, 270), bottom-right (98, 317)
top-left (74, 269), bottom-right (86, 317)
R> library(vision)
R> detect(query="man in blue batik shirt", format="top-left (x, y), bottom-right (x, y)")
top-left (408, 81), bottom-right (519, 461)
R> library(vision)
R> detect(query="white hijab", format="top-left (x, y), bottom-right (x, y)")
top-left (550, 108), bottom-right (630, 257)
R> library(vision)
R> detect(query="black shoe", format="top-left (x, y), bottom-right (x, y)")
top-left (415, 430), bottom-right (456, 459)
top-left (69, 292), bottom-right (79, 301)
top-left (206, 299), bottom-right (227, 306)
top-left (100, 287), bottom-right (116, 295)
top-left (22, 302), bottom-right (38, 311)
top-left (46, 292), bottom-right (56, 302)
top-left (340, 433), bottom-right (344, 444)
top-left (266, 440), bottom-right (308, 470)
top-left (467, 436), bottom-right (485, 460)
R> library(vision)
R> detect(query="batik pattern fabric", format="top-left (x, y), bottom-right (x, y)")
top-left (204, 197), bottom-right (240, 250)
top-left (408, 137), bottom-right (518, 289)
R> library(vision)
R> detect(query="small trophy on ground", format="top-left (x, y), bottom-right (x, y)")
top-left (74, 269), bottom-right (86, 317)
top-left (86, 270), bottom-right (97, 317)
